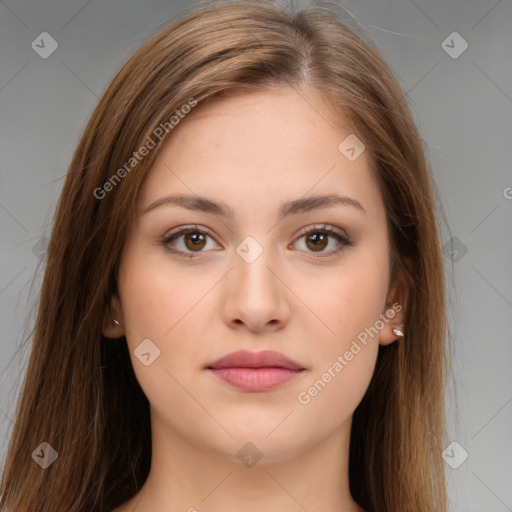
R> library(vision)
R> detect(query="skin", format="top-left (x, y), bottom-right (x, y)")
top-left (105, 86), bottom-right (408, 512)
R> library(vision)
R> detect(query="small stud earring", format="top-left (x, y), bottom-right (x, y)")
top-left (392, 327), bottom-right (404, 337)
top-left (113, 319), bottom-right (120, 325)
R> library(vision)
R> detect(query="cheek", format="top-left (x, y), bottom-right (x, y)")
top-left (293, 255), bottom-right (388, 415)
top-left (117, 247), bottom-right (211, 380)
top-left (119, 272), bottom-right (170, 342)
top-left (118, 244), bottom-right (193, 340)
top-left (116, 255), bottom-right (202, 417)
top-left (302, 258), bottom-right (389, 349)
top-left (295, 346), bottom-right (377, 439)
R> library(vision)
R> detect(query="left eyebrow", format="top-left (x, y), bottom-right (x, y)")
top-left (142, 192), bottom-right (366, 218)
top-left (280, 193), bottom-right (366, 216)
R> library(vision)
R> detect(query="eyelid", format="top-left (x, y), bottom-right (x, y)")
top-left (293, 223), bottom-right (349, 243)
top-left (162, 224), bottom-right (217, 242)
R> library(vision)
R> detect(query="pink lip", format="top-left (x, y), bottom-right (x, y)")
top-left (206, 350), bottom-right (305, 392)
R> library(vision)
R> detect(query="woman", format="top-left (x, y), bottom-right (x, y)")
top-left (0, 1), bottom-right (450, 511)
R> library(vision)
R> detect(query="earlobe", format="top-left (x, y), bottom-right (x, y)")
top-left (392, 325), bottom-right (404, 338)
top-left (379, 320), bottom-right (405, 347)
top-left (102, 295), bottom-right (125, 339)
top-left (379, 281), bottom-right (406, 346)
top-left (379, 259), bottom-right (410, 346)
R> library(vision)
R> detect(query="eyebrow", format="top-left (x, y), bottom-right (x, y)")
top-left (142, 192), bottom-right (366, 218)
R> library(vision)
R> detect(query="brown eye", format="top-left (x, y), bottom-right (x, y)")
top-left (184, 231), bottom-right (207, 251)
top-left (305, 232), bottom-right (328, 252)
top-left (162, 226), bottom-right (218, 258)
top-left (293, 225), bottom-right (351, 258)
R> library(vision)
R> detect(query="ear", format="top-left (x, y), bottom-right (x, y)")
top-left (102, 294), bottom-right (125, 339)
top-left (379, 257), bottom-right (411, 347)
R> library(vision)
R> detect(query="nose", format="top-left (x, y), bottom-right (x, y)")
top-left (221, 243), bottom-right (291, 333)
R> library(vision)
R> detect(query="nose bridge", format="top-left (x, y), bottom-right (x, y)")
top-left (234, 234), bottom-right (279, 301)
top-left (222, 233), bottom-right (290, 330)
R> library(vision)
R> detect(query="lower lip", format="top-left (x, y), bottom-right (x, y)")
top-left (209, 367), bottom-right (303, 391)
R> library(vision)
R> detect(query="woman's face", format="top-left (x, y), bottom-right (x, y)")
top-left (108, 87), bottom-right (404, 464)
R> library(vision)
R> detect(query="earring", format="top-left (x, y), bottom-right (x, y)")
top-left (392, 326), bottom-right (404, 337)
top-left (113, 319), bottom-right (120, 325)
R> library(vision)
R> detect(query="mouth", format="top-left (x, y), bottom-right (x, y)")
top-left (206, 349), bottom-right (306, 392)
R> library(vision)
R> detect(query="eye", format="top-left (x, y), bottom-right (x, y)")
top-left (292, 224), bottom-right (351, 258)
top-left (161, 223), bottom-right (351, 259)
top-left (161, 225), bottom-right (219, 259)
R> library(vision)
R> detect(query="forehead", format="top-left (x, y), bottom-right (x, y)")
top-left (139, 87), bottom-right (385, 225)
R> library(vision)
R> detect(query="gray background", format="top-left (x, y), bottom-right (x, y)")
top-left (1, 0), bottom-right (511, 510)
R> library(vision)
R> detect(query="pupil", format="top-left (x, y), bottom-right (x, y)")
top-left (186, 232), bottom-right (205, 250)
top-left (308, 232), bottom-right (327, 251)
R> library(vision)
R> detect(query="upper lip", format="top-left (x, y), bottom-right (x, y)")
top-left (207, 350), bottom-right (304, 371)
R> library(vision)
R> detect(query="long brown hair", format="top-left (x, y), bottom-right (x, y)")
top-left (0, 1), bottom-right (450, 510)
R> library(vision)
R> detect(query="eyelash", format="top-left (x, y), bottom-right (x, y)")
top-left (161, 224), bottom-right (351, 259)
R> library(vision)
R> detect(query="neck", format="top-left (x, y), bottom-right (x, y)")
top-left (119, 410), bottom-right (363, 512)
